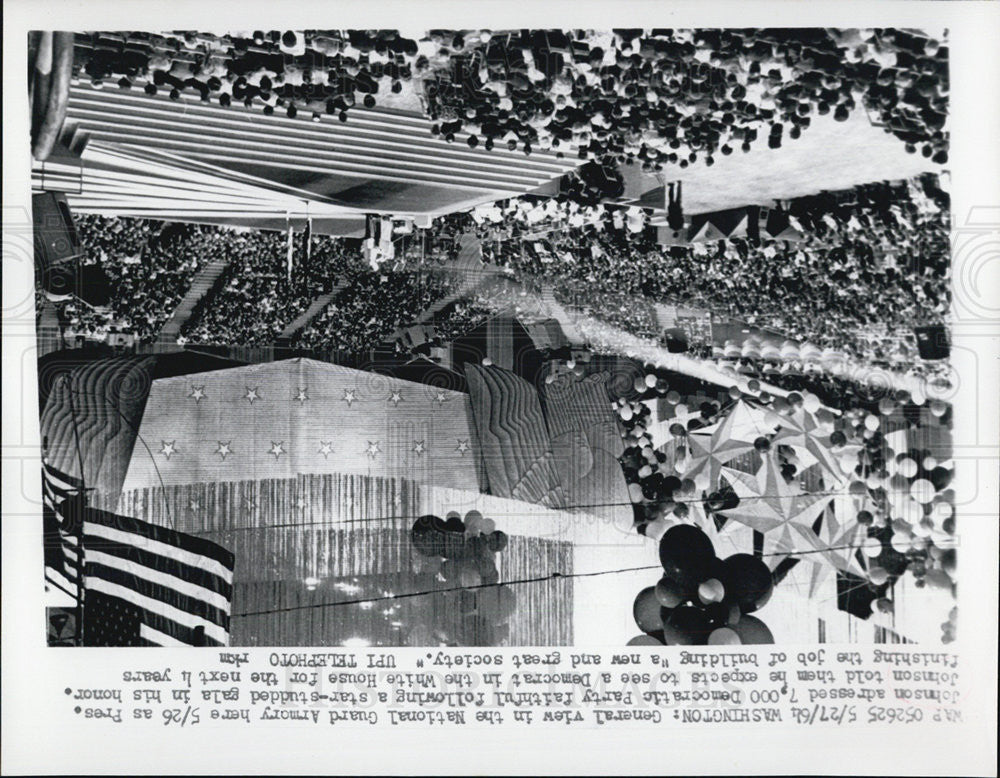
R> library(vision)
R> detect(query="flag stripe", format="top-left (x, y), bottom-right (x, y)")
top-left (82, 534), bottom-right (233, 599)
top-left (83, 520), bottom-right (234, 583)
top-left (86, 549), bottom-right (232, 612)
top-left (85, 561), bottom-right (229, 629)
top-left (85, 578), bottom-right (229, 645)
top-left (139, 622), bottom-right (187, 647)
top-left (83, 511), bottom-right (235, 577)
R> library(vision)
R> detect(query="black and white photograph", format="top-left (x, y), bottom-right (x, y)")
top-left (3, 4), bottom-right (998, 775)
top-left (25, 26), bottom-right (964, 648)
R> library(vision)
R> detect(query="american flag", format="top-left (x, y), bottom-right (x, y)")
top-left (41, 458), bottom-right (85, 596)
top-left (80, 507), bottom-right (235, 647)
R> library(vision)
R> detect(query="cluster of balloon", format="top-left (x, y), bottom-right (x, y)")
top-left (837, 392), bottom-right (958, 636)
top-left (627, 525), bottom-right (776, 646)
top-left (410, 511), bottom-right (514, 646)
top-left (614, 366), bottom-right (725, 530)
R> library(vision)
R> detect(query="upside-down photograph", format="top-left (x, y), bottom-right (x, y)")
top-left (28, 26), bottom-right (960, 650)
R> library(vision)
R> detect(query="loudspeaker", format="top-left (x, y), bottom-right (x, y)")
top-left (33, 192), bottom-right (82, 267)
top-left (913, 325), bottom-right (950, 360)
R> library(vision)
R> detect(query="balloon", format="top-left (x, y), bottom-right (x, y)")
top-left (754, 436), bottom-right (771, 453)
top-left (929, 466), bottom-right (952, 491)
top-left (708, 627), bottom-right (742, 645)
top-left (731, 614), bottom-right (774, 644)
top-left (655, 576), bottom-right (689, 608)
top-left (459, 564), bottom-right (482, 588)
top-left (897, 457), bottom-right (918, 478)
top-left (721, 554), bottom-right (773, 613)
top-left (910, 479), bottom-right (936, 504)
top-left (865, 414), bottom-right (880, 431)
top-left (480, 518), bottom-right (496, 535)
top-left (803, 393), bottom-right (822, 413)
top-left (698, 578), bottom-right (726, 605)
top-left (857, 510), bottom-right (874, 526)
top-left (633, 586), bottom-right (665, 634)
top-left (444, 515), bottom-right (466, 533)
top-left (868, 566), bottom-right (889, 585)
top-left (662, 606), bottom-right (712, 645)
top-left (486, 530), bottom-right (508, 552)
top-left (666, 390), bottom-right (681, 405)
top-left (627, 634), bottom-right (664, 646)
top-left (659, 524), bottom-right (716, 589)
top-left (628, 483), bottom-right (646, 503)
top-left (645, 373), bottom-right (658, 388)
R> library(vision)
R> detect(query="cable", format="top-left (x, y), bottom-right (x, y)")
top-left (182, 485), bottom-right (943, 537)
top-left (234, 564), bottom-right (659, 618)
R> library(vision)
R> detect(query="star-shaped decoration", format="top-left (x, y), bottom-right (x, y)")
top-left (293, 387), bottom-right (309, 404)
top-left (295, 496), bottom-right (308, 511)
top-left (682, 400), bottom-right (771, 491)
top-left (342, 389), bottom-right (357, 407)
top-left (189, 498), bottom-right (201, 512)
top-left (245, 386), bottom-right (261, 404)
top-left (366, 441), bottom-right (381, 459)
top-left (159, 440), bottom-right (178, 459)
top-left (188, 385), bottom-right (206, 403)
top-left (721, 457), bottom-right (833, 535)
top-left (245, 497), bottom-right (258, 512)
top-left (412, 440), bottom-right (426, 456)
top-left (318, 441), bottom-right (333, 459)
top-left (770, 407), bottom-right (849, 487)
top-left (434, 391), bottom-right (448, 405)
top-left (456, 439), bottom-right (470, 455)
top-left (388, 390), bottom-right (404, 406)
top-left (216, 441), bottom-right (233, 461)
top-left (269, 441), bottom-right (285, 460)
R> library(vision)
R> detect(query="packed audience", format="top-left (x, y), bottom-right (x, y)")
top-left (65, 215), bottom-right (209, 341)
top-left (293, 270), bottom-right (455, 353)
top-left (180, 230), bottom-right (355, 345)
top-left (481, 174), bottom-right (949, 370)
top-left (74, 28), bottom-right (947, 194)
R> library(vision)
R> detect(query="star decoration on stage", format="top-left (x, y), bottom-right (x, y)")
top-left (269, 441), bottom-right (285, 460)
top-left (412, 440), bottom-right (426, 456)
top-left (342, 389), bottom-right (357, 407)
top-left (188, 385), bottom-right (206, 403)
top-left (366, 440), bottom-right (381, 459)
top-left (456, 439), bottom-right (470, 455)
top-left (318, 441), bottom-right (333, 459)
top-left (295, 496), bottom-right (308, 511)
top-left (216, 441), bottom-right (233, 461)
top-left (388, 390), bottom-right (404, 406)
top-left (434, 391), bottom-right (449, 405)
top-left (159, 440), bottom-right (178, 459)
top-left (293, 387), bottom-right (309, 404)
top-left (189, 498), bottom-right (201, 512)
top-left (245, 386), bottom-right (261, 404)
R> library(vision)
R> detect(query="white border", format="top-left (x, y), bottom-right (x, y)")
top-left (3, 3), bottom-right (998, 775)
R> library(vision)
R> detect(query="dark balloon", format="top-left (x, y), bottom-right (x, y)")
top-left (659, 524), bottom-right (716, 588)
top-left (731, 614), bottom-right (774, 644)
top-left (634, 586), bottom-right (665, 634)
top-left (721, 553), bottom-right (774, 613)
top-left (662, 606), bottom-right (713, 645)
top-left (654, 576), bottom-right (689, 608)
top-left (444, 516), bottom-right (466, 533)
top-left (486, 530), bottom-right (509, 552)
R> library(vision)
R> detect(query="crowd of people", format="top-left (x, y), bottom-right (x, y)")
top-left (66, 215), bottom-right (209, 342)
top-left (179, 230), bottom-right (355, 345)
top-left (75, 29), bottom-right (946, 188)
top-left (475, 174), bottom-right (949, 372)
top-left (292, 270), bottom-right (455, 353)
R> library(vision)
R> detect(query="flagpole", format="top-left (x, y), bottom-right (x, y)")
top-left (62, 373), bottom-right (87, 646)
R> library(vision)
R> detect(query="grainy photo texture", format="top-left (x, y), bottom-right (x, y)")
top-left (29, 28), bottom-right (956, 649)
